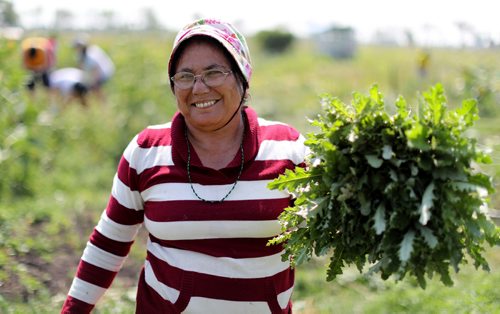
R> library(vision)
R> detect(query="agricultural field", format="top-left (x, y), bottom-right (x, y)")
top-left (1, 31), bottom-right (499, 313)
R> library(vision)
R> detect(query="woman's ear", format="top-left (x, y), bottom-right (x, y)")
top-left (243, 90), bottom-right (251, 104)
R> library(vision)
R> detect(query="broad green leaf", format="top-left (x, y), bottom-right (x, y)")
top-left (369, 84), bottom-right (383, 107)
top-left (476, 153), bottom-right (492, 164)
top-left (268, 167), bottom-right (312, 190)
top-left (419, 182), bottom-right (435, 225)
top-left (365, 155), bottom-right (383, 168)
top-left (330, 96), bottom-right (353, 119)
top-left (449, 181), bottom-right (483, 194)
top-left (295, 246), bottom-right (309, 265)
top-left (374, 203), bottom-right (386, 235)
top-left (416, 272), bottom-right (427, 289)
top-left (433, 168), bottom-right (467, 181)
top-left (353, 92), bottom-right (368, 114)
top-left (406, 123), bottom-right (431, 151)
top-left (399, 230), bottom-right (415, 262)
top-left (428, 86), bottom-right (445, 125)
top-left (305, 196), bottom-right (329, 218)
top-left (382, 145), bottom-right (393, 160)
top-left (476, 214), bottom-right (497, 244)
top-left (410, 164), bottom-right (418, 176)
top-left (417, 225), bottom-right (438, 248)
top-left (327, 252), bottom-right (345, 281)
top-left (439, 267), bottom-right (454, 287)
top-left (389, 169), bottom-right (398, 181)
top-left (359, 192), bottom-right (371, 216)
top-left (395, 95), bottom-right (409, 119)
top-left (423, 83), bottom-right (447, 125)
top-left (456, 98), bottom-right (478, 127)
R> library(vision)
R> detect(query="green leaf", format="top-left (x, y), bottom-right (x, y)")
top-left (295, 246), bottom-right (310, 265)
top-left (359, 192), bottom-right (371, 216)
top-left (456, 98), bottom-right (478, 127)
top-left (365, 155), bottom-right (383, 168)
top-left (416, 272), bottom-right (427, 289)
top-left (406, 123), bottom-right (431, 151)
top-left (433, 168), bottom-right (467, 181)
top-left (374, 203), bottom-right (386, 235)
top-left (267, 167), bottom-right (313, 190)
top-left (476, 214), bottom-right (498, 245)
top-left (425, 84), bottom-right (446, 125)
top-left (327, 250), bottom-right (345, 281)
top-left (395, 95), bottom-right (409, 119)
top-left (304, 196), bottom-right (329, 218)
top-left (399, 230), bottom-right (415, 262)
top-left (417, 225), bottom-right (438, 248)
top-left (369, 84), bottom-right (383, 106)
top-left (419, 182), bottom-right (435, 225)
top-left (449, 181), bottom-right (483, 194)
top-left (439, 267), bottom-right (454, 287)
top-left (382, 145), bottom-right (393, 160)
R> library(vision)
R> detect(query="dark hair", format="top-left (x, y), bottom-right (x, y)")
top-left (73, 82), bottom-right (88, 97)
top-left (28, 47), bottom-right (38, 58)
top-left (77, 46), bottom-right (87, 63)
top-left (169, 36), bottom-right (248, 93)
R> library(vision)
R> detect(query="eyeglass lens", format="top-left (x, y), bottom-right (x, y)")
top-left (172, 70), bottom-right (231, 89)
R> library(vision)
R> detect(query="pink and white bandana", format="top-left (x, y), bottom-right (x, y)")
top-left (168, 18), bottom-right (252, 87)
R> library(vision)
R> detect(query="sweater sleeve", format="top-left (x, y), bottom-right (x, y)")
top-left (61, 135), bottom-right (144, 313)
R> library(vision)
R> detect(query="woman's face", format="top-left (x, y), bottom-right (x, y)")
top-left (173, 40), bottom-right (243, 132)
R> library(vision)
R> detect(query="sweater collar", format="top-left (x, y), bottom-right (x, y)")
top-left (171, 106), bottom-right (260, 168)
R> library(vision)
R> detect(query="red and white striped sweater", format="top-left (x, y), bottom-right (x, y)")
top-left (61, 107), bottom-right (308, 313)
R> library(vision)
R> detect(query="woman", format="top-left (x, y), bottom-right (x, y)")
top-left (61, 18), bottom-right (308, 313)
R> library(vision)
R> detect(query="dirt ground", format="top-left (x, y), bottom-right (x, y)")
top-left (0, 214), bottom-right (147, 303)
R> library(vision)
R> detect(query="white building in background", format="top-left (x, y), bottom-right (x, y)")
top-left (313, 26), bottom-right (357, 59)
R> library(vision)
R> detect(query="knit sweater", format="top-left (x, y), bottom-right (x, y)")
top-left (61, 107), bottom-right (308, 313)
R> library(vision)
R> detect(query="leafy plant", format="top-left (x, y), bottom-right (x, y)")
top-left (269, 84), bottom-right (499, 288)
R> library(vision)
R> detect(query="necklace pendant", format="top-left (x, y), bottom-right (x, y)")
top-left (205, 199), bottom-right (222, 204)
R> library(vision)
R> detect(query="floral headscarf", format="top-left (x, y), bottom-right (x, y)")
top-left (168, 18), bottom-right (252, 88)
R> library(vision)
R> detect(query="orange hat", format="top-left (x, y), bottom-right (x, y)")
top-left (21, 37), bottom-right (54, 71)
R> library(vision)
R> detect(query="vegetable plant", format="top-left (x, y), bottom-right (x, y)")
top-left (269, 84), bottom-right (500, 288)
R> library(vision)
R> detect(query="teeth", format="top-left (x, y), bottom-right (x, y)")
top-left (194, 100), bottom-right (216, 108)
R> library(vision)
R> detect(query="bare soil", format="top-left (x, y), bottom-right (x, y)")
top-left (0, 212), bottom-right (147, 303)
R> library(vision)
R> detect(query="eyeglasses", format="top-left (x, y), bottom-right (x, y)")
top-left (171, 69), bottom-right (233, 90)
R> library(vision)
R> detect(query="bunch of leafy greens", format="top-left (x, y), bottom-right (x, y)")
top-left (269, 84), bottom-right (499, 288)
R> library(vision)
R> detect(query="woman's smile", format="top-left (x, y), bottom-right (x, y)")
top-left (192, 99), bottom-right (218, 108)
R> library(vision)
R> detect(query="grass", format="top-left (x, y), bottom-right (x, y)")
top-left (1, 31), bottom-right (499, 313)
top-left (293, 246), bottom-right (500, 314)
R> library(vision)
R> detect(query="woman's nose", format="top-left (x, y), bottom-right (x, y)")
top-left (191, 76), bottom-right (210, 93)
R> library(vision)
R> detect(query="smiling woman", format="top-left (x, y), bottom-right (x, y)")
top-left (170, 36), bottom-right (247, 138)
top-left (60, 18), bottom-right (309, 314)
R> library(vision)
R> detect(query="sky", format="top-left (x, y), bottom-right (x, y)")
top-left (12, 0), bottom-right (500, 46)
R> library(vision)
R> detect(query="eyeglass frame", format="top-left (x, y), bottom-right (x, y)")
top-left (171, 68), bottom-right (233, 90)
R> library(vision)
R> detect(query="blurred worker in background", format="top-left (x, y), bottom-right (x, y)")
top-left (48, 67), bottom-right (88, 107)
top-left (417, 49), bottom-right (431, 79)
top-left (21, 36), bottom-right (57, 92)
top-left (72, 34), bottom-right (115, 102)
top-left (22, 37), bottom-right (88, 107)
